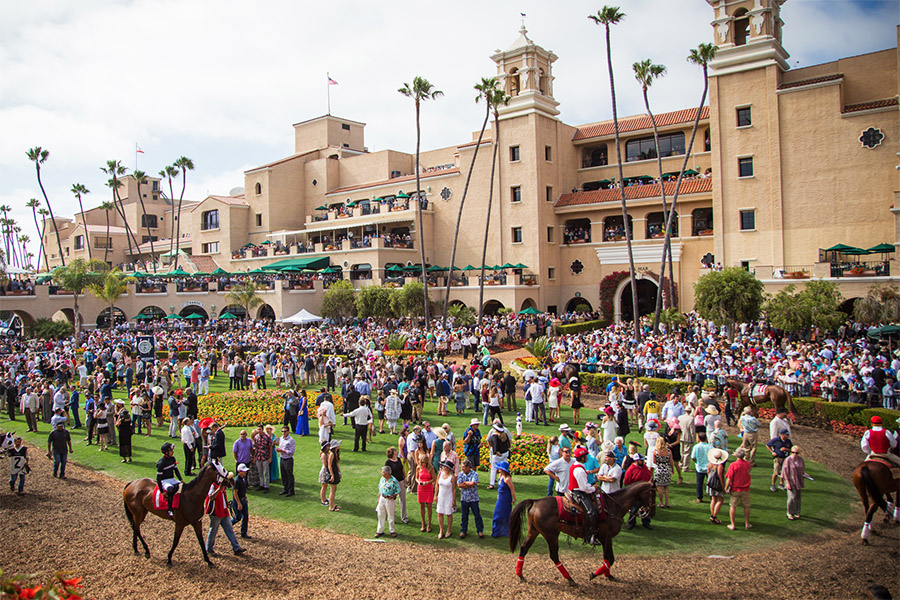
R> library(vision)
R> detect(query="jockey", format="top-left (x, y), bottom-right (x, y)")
top-left (861, 416), bottom-right (900, 468)
top-left (568, 446), bottom-right (599, 546)
top-left (157, 442), bottom-right (183, 517)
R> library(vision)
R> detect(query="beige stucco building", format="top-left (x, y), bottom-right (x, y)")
top-left (31, 0), bottom-right (899, 327)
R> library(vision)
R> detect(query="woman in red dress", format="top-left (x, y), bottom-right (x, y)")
top-left (415, 455), bottom-right (435, 532)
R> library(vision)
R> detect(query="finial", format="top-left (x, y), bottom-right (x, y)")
top-left (519, 12), bottom-right (527, 33)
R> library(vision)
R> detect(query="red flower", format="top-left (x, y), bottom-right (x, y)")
top-left (19, 586), bottom-right (41, 599)
top-left (60, 576), bottom-right (83, 588)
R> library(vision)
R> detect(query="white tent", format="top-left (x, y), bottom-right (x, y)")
top-left (282, 308), bottom-right (323, 325)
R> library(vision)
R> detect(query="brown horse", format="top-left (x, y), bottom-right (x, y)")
top-left (123, 460), bottom-right (230, 565)
top-left (725, 379), bottom-right (797, 415)
top-left (509, 482), bottom-right (656, 585)
top-left (852, 458), bottom-right (900, 544)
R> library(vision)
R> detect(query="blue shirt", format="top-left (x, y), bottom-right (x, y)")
top-left (613, 445), bottom-right (627, 466)
top-left (463, 426), bottom-right (481, 455)
top-left (457, 469), bottom-right (480, 503)
top-left (379, 476), bottom-right (400, 497)
top-left (691, 442), bottom-right (712, 473)
top-left (584, 454), bottom-right (600, 485)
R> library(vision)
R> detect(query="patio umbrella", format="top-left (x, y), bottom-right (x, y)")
top-left (867, 243), bottom-right (895, 254)
top-left (683, 169), bottom-right (700, 176)
top-left (386, 264), bottom-right (405, 272)
top-left (219, 312), bottom-right (239, 319)
top-left (191, 271), bottom-right (210, 277)
top-left (500, 263), bottom-right (515, 269)
top-left (512, 263), bottom-right (528, 269)
top-left (259, 240), bottom-right (272, 245)
top-left (211, 267), bottom-right (230, 276)
top-left (396, 192), bottom-right (410, 199)
top-left (134, 313), bottom-right (151, 320)
top-left (824, 243), bottom-right (855, 253)
top-left (426, 265), bottom-right (447, 272)
top-left (461, 265), bottom-right (478, 271)
top-left (867, 325), bottom-right (900, 339)
top-left (247, 268), bottom-right (269, 274)
top-left (315, 205), bottom-right (328, 211)
top-left (519, 307), bottom-right (541, 315)
top-left (490, 265), bottom-right (503, 271)
top-left (166, 267), bottom-right (190, 277)
top-left (345, 201), bottom-right (357, 207)
top-left (320, 266), bottom-right (340, 273)
top-left (841, 248), bottom-right (871, 256)
top-left (241, 243), bottom-right (256, 249)
top-left (131, 271), bottom-right (150, 278)
top-left (164, 313), bottom-right (181, 320)
top-left (184, 313), bottom-right (205, 320)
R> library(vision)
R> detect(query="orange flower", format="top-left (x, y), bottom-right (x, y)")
top-left (60, 576), bottom-right (83, 588)
top-left (19, 586), bottom-right (41, 600)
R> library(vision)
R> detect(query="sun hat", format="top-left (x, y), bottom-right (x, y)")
top-left (645, 420), bottom-right (659, 432)
top-left (496, 461), bottom-right (510, 474)
top-left (329, 439), bottom-right (342, 449)
top-left (549, 378), bottom-right (561, 387)
top-left (601, 440), bottom-right (615, 453)
top-left (493, 423), bottom-right (504, 432)
top-left (705, 404), bottom-right (719, 415)
top-left (707, 448), bottom-right (729, 465)
top-left (440, 460), bottom-right (455, 470)
top-left (435, 428), bottom-right (447, 440)
top-left (573, 447), bottom-right (588, 458)
top-left (470, 418), bottom-right (480, 425)
top-left (559, 424), bottom-right (572, 432)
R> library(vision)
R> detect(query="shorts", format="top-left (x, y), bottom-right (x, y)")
top-left (773, 457), bottom-right (784, 475)
top-left (729, 490), bottom-right (751, 509)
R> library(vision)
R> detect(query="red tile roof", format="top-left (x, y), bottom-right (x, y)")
top-left (187, 255), bottom-right (221, 273)
top-left (573, 107), bottom-right (709, 141)
top-left (841, 97), bottom-right (899, 114)
top-left (328, 168), bottom-right (460, 195)
top-left (555, 177), bottom-right (712, 208)
top-left (777, 73), bottom-right (842, 90)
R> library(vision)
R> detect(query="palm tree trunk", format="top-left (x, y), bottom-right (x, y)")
top-left (443, 104), bottom-right (490, 323)
top-left (167, 177), bottom-right (176, 261)
top-left (113, 185), bottom-right (143, 270)
top-left (657, 66), bottom-right (710, 317)
top-left (413, 99), bottom-right (429, 328)
top-left (36, 167), bottom-right (66, 266)
top-left (605, 24), bottom-right (640, 338)
top-left (32, 210), bottom-right (48, 271)
top-left (174, 175), bottom-right (187, 270)
top-left (643, 88), bottom-right (670, 333)
top-left (478, 113), bottom-right (501, 327)
top-left (136, 183), bottom-right (157, 271)
top-left (76, 195), bottom-right (92, 260)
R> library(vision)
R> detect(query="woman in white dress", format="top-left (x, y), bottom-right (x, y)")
top-left (547, 378), bottom-right (561, 421)
top-left (435, 461), bottom-right (457, 539)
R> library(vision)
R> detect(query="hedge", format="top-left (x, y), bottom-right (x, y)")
top-left (583, 373), bottom-right (682, 398)
top-left (556, 320), bottom-right (609, 336)
top-left (859, 407), bottom-right (900, 427)
top-left (740, 396), bottom-right (899, 427)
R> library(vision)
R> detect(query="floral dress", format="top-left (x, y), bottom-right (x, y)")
top-left (653, 452), bottom-right (672, 487)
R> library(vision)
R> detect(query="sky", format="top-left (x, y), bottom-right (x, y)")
top-left (0, 0), bottom-right (897, 259)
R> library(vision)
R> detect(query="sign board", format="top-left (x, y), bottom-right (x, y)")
top-left (136, 335), bottom-right (156, 368)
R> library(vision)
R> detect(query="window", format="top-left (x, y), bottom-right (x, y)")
top-left (141, 236), bottom-right (158, 244)
top-left (342, 123), bottom-right (351, 131)
top-left (547, 226), bottom-right (554, 243)
top-left (510, 146), bottom-right (520, 162)
top-left (739, 210), bottom-right (756, 231)
top-left (65, 247), bottom-right (70, 256)
top-left (255, 213), bottom-right (262, 227)
top-left (740, 260), bottom-right (751, 271)
top-left (201, 209), bottom-right (219, 231)
top-left (509, 68), bottom-right (520, 96)
top-left (94, 237), bottom-right (112, 249)
top-left (342, 143), bottom-right (349, 148)
top-left (511, 186), bottom-right (522, 203)
top-left (546, 186), bottom-right (553, 202)
top-left (74, 235), bottom-right (84, 250)
top-left (548, 267), bottom-right (556, 280)
top-left (734, 9), bottom-right (750, 46)
top-left (545, 146), bottom-right (552, 161)
top-left (512, 227), bottom-right (522, 243)
top-left (141, 214), bottom-right (158, 228)
top-left (738, 157), bottom-right (754, 178)
top-left (152, 180), bottom-right (159, 191)
top-left (584, 146), bottom-right (608, 168)
top-left (626, 132), bottom-right (685, 162)
top-left (254, 182), bottom-right (262, 195)
top-left (736, 107), bottom-right (752, 127)
top-left (202, 242), bottom-right (219, 254)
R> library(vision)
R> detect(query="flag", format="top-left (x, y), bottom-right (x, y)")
top-left (328, 76), bottom-right (338, 86)
top-left (136, 144), bottom-right (145, 154)
top-left (520, 12), bottom-right (526, 17)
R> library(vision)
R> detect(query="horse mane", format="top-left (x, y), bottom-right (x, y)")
top-left (181, 464), bottom-right (211, 492)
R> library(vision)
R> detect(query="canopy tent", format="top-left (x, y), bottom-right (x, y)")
top-left (519, 307), bottom-right (541, 315)
top-left (867, 243), bottom-right (896, 254)
top-left (282, 308), bottom-right (323, 325)
top-left (1, 263), bottom-right (30, 275)
top-left (219, 312), bottom-right (240, 320)
top-left (264, 256), bottom-right (330, 271)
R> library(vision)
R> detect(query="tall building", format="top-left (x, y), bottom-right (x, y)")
top-left (36, 0), bottom-right (899, 325)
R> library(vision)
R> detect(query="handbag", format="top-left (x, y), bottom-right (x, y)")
top-left (322, 470), bottom-right (333, 484)
top-left (708, 469), bottom-right (724, 492)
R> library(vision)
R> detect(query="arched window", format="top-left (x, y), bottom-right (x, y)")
top-left (538, 68), bottom-right (547, 95)
top-left (584, 146), bottom-right (608, 168)
top-left (563, 218), bottom-right (591, 244)
top-left (603, 215), bottom-right (632, 242)
top-left (692, 208), bottom-right (714, 236)
top-left (509, 68), bottom-right (520, 96)
top-left (733, 8), bottom-right (750, 46)
top-left (646, 211), bottom-right (677, 239)
top-left (254, 182), bottom-right (262, 195)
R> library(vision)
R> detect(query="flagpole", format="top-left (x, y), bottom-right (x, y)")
top-left (326, 72), bottom-right (331, 115)
top-left (135, 143), bottom-right (138, 171)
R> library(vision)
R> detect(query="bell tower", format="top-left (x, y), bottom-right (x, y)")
top-left (490, 25), bottom-right (560, 120)
top-left (707, 0), bottom-right (790, 75)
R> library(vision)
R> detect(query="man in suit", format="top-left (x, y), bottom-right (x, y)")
top-left (282, 391), bottom-right (299, 432)
top-left (208, 421), bottom-right (227, 463)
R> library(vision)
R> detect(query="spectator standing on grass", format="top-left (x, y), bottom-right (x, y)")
top-left (725, 447), bottom-right (753, 530)
top-left (231, 464), bottom-right (251, 538)
top-left (782, 445), bottom-right (810, 520)
top-left (181, 417), bottom-right (198, 475)
top-left (277, 426), bottom-right (295, 497)
top-left (208, 422), bottom-right (226, 463)
top-left (116, 409), bottom-right (133, 463)
top-left (690, 431), bottom-right (711, 503)
top-left (233, 430), bottom-right (253, 470)
top-left (769, 407), bottom-right (792, 440)
top-left (250, 425), bottom-right (272, 492)
top-left (739, 407), bottom-right (759, 466)
top-left (766, 429), bottom-right (793, 492)
top-left (375, 465), bottom-right (400, 538)
top-left (48, 421), bottom-right (73, 479)
top-left (463, 419), bottom-right (482, 469)
top-left (385, 447), bottom-right (409, 524)
top-left (457, 459), bottom-right (484, 538)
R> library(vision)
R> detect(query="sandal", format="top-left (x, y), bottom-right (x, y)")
top-left (329, 506), bottom-right (341, 512)
top-left (420, 526), bottom-right (427, 532)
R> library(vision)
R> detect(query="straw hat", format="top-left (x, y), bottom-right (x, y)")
top-left (707, 448), bottom-right (730, 465)
top-left (705, 404), bottom-right (719, 415)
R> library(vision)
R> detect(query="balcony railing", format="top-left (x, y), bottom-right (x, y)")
top-left (830, 261), bottom-right (891, 278)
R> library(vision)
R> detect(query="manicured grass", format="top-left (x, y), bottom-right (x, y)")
top-left (2, 373), bottom-right (858, 557)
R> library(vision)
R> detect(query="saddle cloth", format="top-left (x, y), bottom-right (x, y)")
top-left (751, 384), bottom-right (768, 398)
top-left (557, 493), bottom-right (608, 525)
top-left (152, 485), bottom-right (182, 511)
top-left (865, 456), bottom-right (900, 479)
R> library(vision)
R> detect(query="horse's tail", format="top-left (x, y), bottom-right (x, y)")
top-left (509, 499), bottom-right (534, 553)
top-left (786, 392), bottom-right (797, 417)
top-left (860, 465), bottom-right (888, 513)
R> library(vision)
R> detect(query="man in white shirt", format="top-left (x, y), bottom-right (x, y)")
top-left (317, 395), bottom-right (335, 444)
top-left (343, 398), bottom-right (373, 452)
top-left (596, 451), bottom-right (623, 494)
top-left (768, 407), bottom-right (792, 440)
top-left (544, 446), bottom-right (574, 496)
top-left (529, 378), bottom-right (547, 426)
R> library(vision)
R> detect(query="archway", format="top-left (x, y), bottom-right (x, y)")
top-left (448, 299), bottom-right (467, 309)
top-left (839, 297), bottom-right (860, 316)
top-left (520, 298), bottom-right (537, 311)
top-left (52, 308), bottom-right (75, 325)
top-left (565, 297), bottom-right (593, 313)
top-left (221, 305), bottom-right (246, 319)
top-left (257, 304), bottom-right (276, 320)
top-left (615, 275), bottom-right (659, 322)
top-left (138, 305), bottom-right (167, 321)
top-left (482, 300), bottom-right (505, 316)
top-left (179, 305), bottom-right (209, 319)
top-left (0, 310), bottom-right (32, 337)
top-left (97, 307), bottom-right (127, 329)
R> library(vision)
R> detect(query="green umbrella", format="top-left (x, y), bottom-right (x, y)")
top-left (211, 267), bottom-right (230, 276)
top-left (184, 313), bottom-right (205, 320)
top-left (490, 265), bottom-right (503, 271)
top-left (459, 265), bottom-right (476, 271)
top-left (512, 263), bottom-right (528, 269)
top-left (219, 312), bottom-right (239, 320)
top-left (131, 271), bottom-right (149, 278)
top-left (134, 313), bottom-right (151, 320)
top-left (319, 267), bottom-right (340, 274)
top-left (868, 325), bottom-right (900, 339)
top-left (386, 265), bottom-right (405, 272)
top-left (315, 205), bottom-right (328, 211)
top-left (426, 265), bottom-right (448, 272)
top-left (166, 268), bottom-right (190, 277)
top-left (191, 271), bottom-right (210, 277)
top-left (841, 248), bottom-right (871, 255)
top-left (500, 263), bottom-right (515, 269)
top-left (241, 243), bottom-right (256, 249)
top-left (247, 268), bottom-right (268, 274)
top-left (259, 240), bottom-right (272, 245)
top-left (683, 169), bottom-right (700, 176)
top-left (374, 197), bottom-right (384, 202)
top-left (867, 243), bottom-right (895, 253)
top-left (164, 313), bottom-right (181, 320)
top-left (519, 307), bottom-right (541, 315)
top-left (345, 201), bottom-right (357, 207)
top-left (824, 243), bottom-right (855, 252)
top-left (396, 192), bottom-right (410, 199)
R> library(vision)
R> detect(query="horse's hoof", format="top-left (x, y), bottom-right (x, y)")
top-left (144, 553), bottom-right (150, 559)
top-left (861, 539), bottom-right (869, 546)
top-left (517, 576), bottom-right (527, 584)
top-left (206, 561), bottom-right (215, 569)
top-left (606, 574), bottom-right (616, 581)
top-left (567, 578), bottom-right (578, 587)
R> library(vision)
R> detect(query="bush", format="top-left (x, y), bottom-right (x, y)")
top-left (859, 407), bottom-right (900, 427)
top-left (583, 373), bottom-right (683, 398)
top-left (28, 318), bottom-right (73, 340)
top-left (556, 320), bottom-right (609, 335)
top-left (816, 401), bottom-right (866, 425)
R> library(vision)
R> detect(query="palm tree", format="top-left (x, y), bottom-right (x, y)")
top-left (37, 208), bottom-right (50, 270)
top-left (26, 147), bottom-right (65, 266)
top-left (99, 201), bottom-right (115, 264)
top-left (0, 205), bottom-right (11, 260)
top-left (477, 86), bottom-right (511, 326)
top-left (590, 7), bottom-right (640, 339)
top-left (11, 225), bottom-right (22, 266)
top-left (17, 234), bottom-right (30, 269)
top-left (225, 282), bottom-right (264, 321)
top-left (398, 77), bottom-right (443, 328)
top-left (159, 165), bottom-right (179, 258)
top-left (132, 170), bottom-right (157, 271)
top-left (656, 42), bottom-right (718, 322)
top-left (88, 269), bottom-right (132, 331)
top-left (172, 157), bottom-right (194, 269)
top-left (51, 258), bottom-right (109, 344)
top-left (26, 199), bottom-right (47, 271)
top-left (101, 160), bottom-right (143, 270)
top-left (442, 76), bottom-right (497, 324)
top-left (70, 183), bottom-right (92, 259)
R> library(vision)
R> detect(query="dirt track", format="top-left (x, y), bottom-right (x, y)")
top-left (1, 425), bottom-right (898, 600)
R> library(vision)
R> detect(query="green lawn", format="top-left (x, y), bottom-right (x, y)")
top-left (2, 373), bottom-right (858, 557)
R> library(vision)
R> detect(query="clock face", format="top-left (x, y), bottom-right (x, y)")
top-left (440, 187), bottom-right (452, 202)
top-left (138, 339), bottom-right (153, 355)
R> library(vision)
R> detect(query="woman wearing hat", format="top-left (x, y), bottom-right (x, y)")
top-left (706, 447), bottom-right (729, 524)
top-left (781, 445), bottom-right (809, 520)
top-left (548, 378), bottom-right (561, 421)
top-left (491, 460), bottom-right (516, 538)
top-left (650, 436), bottom-right (672, 508)
top-left (115, 408), bottom-right (133, 463)
top-left (435, 461), bottom-right (458, 539)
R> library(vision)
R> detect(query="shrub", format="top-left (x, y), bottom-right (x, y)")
top-left (859, 407), bottom-right (900, 428)
top-left (28, 318), bottom-right (73, 340)
top-left (525, 336), bottom-right (551, 359)
top-left (556, 320), bottom-right (609, 335)
top-left (816, 401), bottom-right (866, 425)
top-left (582, 373), bottom-right (683, 398)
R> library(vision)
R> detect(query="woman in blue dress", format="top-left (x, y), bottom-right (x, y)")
top-left (491, 461), bottom-right (516, 537)
top-left (295, 391), bottom-right (310, 436)
top-left (267, 424), bottom-right (280, 482)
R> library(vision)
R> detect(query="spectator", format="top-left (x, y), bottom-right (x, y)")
top-left (706, 448), bottom-right (729, 524)
top-left (623, 453), bottom-right (653, 530)
top-left (251, 425), bottom-right (273, 492)
top-left (322, 439), bottom-right (342, 510)
top-left (463, 419), bottom-right (482, 469)
top-left (180, 417), bottom-right (198, 476)
top-left (544, 445), bottom-right (574, 496)
top-left (116, 409), bottom-right (133, 464)
top-left (690, 431), bottom-right (712, 503)
top-left (276, 426), bottom-right (295, 497)
top-left (596, 450), bottom-right (622, 494)
top-left (231, 463), bottom-right (251, 538)
top-left (738, 407), bottom-right (759, 466)
top-left (385, 447), bottom-right (409, 524)
top-left (233, 430), bottom-right (252, 469)
top-left (765, 429), bottom-right (793, 492)
top-left (48, 422), bottom-right (73, 479)
top-left (375, 465), bottom-right (400, 538)
top-left (415, 454), bottom-right (435, 532)
top-left (491, 461), bottom-right (515, 538)
top-left (457, 459), bottom-right (484, 538)
top-left (782, 445), bottom-right (810, 520)
top-left (725, 447), bottom-right (753, 530)
top-left (435, 461), bottom-right (457, 539)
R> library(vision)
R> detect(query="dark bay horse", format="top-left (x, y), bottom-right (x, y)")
top-left (852, 457), bottom-right (900, 544)
top-left (509, 482), bottom-right (656, 585)
top-left (123, 460), bottom-right (230, 565)
top-left (725, 379), bottom-right (796, 415)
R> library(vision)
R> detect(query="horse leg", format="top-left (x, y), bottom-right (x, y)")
top-left (133, 511), bottom-right (151, 558)
top-left (548, 534), bottom-right (576, 587)
top-left (192, 519), bottom-right (213, 566)
top-left (590, 534), bottom-right (615, 581)
top-left (862, 502), bottom-right (881, 545)
top-left (167, 523), bottom-right (185, 565)
top-left (515, 526), bottom-right (540, 583)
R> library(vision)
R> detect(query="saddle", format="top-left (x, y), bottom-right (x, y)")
top-left (865, 456), bottom-right (900, 479)
top-left (152, 484), bottom-right (182, 511)
top-left (750, 384), bottom-right (768, 398)
top-left (557, 492), bottom-right (608, 525)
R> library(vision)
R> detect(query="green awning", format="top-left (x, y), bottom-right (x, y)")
top-left (219, 312), bottom-right (239, 319)
top-left (868, 243), bottom-right (895, 253)
top-left (519, 307), bottom-right (541, 315)
top-left (184, 313), bottom-right (205, 319)
top-left (824, 244), bottom-right (855, 252)
top-left (264, 256), bottom-right (331, 271)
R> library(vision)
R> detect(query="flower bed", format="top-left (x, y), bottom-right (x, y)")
top-left (1, 571), bottom-right (84, 600)
top-left (198, 389), bottom-right (343, 427)
top-left (455, 432), bottom-right (549, 476)
top-left (511, 356), bottom-right (541, 370)
top-left (384, 350), bottom-right (426, 357)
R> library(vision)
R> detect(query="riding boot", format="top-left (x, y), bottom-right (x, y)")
top-left (166, 489), bottom-right (176, 517)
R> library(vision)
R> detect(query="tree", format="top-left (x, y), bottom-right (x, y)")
top-left (477, 85), bottom-right (511, 326)
top-left (17, 235), bottom-right (31, 269)
top-left (320, 279), bottom-right (357, 323)
top-left (763, 285), bottom-right (806, 333)
top-left (27, 147), bottom-right (66, 266)
top-left (159, 164), bottom-right (179, 259)
top-left (525, 336), bottom-right (552, 360)
top-left (50, 258), bottom-right (109, 343)
top-left (693, 267), bottom-right (765, 338)
top-left (765, 281), bottom-right (844, 333)
top-left (172, 157), bottom-right (195, 269)
top-left (99, 201), bottom-right (115, 264)
top-left (590, 7), bottom-right (640, 339)
top-left (132, 170), bottom-right (157, 271)
top-left (37, 208), bottom-right (50, 269)
top-left (399, 77), bottom-right (443, 327)
top-left (101, 160), bottom-right (143, 270)
top-left (391, 281), bottom-right (428, 319)
top-left (442, 76), bottom-right (496, 323)
top-left (854, 285), bottom-right (900, 325)
top-left (26, 199), bottom-right (47, 271)
top-left (659, 307), bottom-right (687, 330)
top-left (0, 205), bottom-right (11, 262)
top-left (447, 303), bottom-right (476, 327)
top-left (88, 269), bottom-right (132, 331)
top-left (70, 183), bottom-right (92, 259)
top-left (225, 282), bottom-right (264, 321)
top-left (356, 285), bottom-right (396, 320)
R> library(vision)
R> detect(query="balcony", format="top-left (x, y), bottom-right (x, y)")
top-left (754, 261), bottom-right (892, 281)
top-left (829, 260), bottom-right (891, 278)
